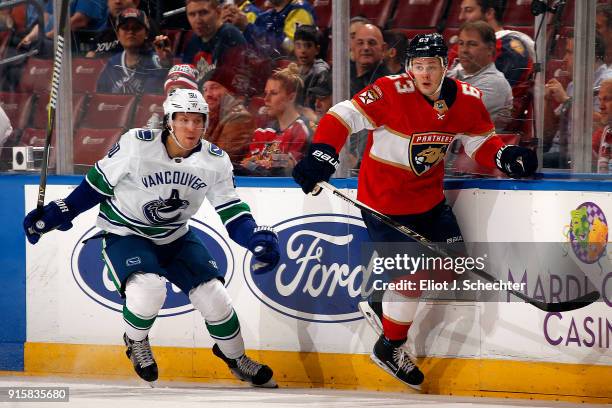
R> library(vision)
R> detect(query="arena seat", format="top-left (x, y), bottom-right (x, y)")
top-left (77, 93), bottom-right (136, 129)
top-left (18, 58), bottom-right (53, 93)
top-left (132, 94), bottom-right (166, 129)
top-left (73, 127), bottom-right (124, 168)
top-left (30, 93), bottom-right (86, 129)
top-left (391, 0), bottom-right (447, 29)
top-left (72, 58), bottom-right (107, 94)
top-left (313, 0), bottom-right (331, 29)
top-left (444, 0), bottom-right (462, 28)
top-left (503, 0), bottom-right (535, 26)
top-left (351, 0), bottom-right (395, 29)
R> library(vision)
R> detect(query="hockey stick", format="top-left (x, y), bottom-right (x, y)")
top-left (315, 181), bottom-right (600, 312)
top-left (34, 0), bottom-right (70, 213)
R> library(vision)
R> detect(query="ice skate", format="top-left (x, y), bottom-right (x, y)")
top-left (358, 296), bottom-right (383, 335)
top-left (370, 335), bottom-right (424, 390)
top-left (124, 333), bottom-right (158, 383)
top-left (212, 343), bottom-right (277, 388)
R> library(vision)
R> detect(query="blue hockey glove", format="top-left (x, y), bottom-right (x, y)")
top-left (292, 143), bottom-right (339, 194)
top-left (248, 226), bottom-right (280, 274)
top-left (23, 200), bottom-right (74, 244)
top-left (496, 145), bottom-right (537, 178)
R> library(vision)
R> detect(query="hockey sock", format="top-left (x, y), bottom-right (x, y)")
top-left (382, 316), bottom-right (412, 341)
top-left (206, 308), bottom-right (245, 359)
top-left (189, 279), bottom-right (245, 359)
top-left (123, 305), bottom-right (157, 341)
top-left (123, 273), bottom-right (167, 341)
top-left (381, 289), bottom-right (417, 341)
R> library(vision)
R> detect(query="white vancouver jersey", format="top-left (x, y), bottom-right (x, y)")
top-left (85, 128), bottom-right (250, 244)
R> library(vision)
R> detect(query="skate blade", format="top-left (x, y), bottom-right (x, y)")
top-left (358, 301), bottom-right (383, 336)
top-left (229, 369), bottom-right (278, 388)
top-left (369, 353), bottom-right (422, 391)
top-left (146, 380), bottom-right (158, 388)
top-left (253, 378), bottom-right (278, 388)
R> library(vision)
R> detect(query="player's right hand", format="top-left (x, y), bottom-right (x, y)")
top-left (292, 143), bottom-right (339, 194)
top-left (23, 200), bottom-right (74, 245)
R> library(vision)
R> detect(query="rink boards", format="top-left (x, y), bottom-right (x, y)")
top-left (0, 175), bottom-right (611, 403)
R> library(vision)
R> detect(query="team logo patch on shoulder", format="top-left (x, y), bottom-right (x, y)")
top-left (208, 143), bottom-right (224, 157)
top-left (358, 88), bottom-right (382, 105)
top-left (136, 129), bottom-right (154, 141)
top-left (409, 132), bottom-right (455, 176)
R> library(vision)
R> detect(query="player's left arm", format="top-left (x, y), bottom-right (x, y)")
top-left (458, 83), bottom-right (537, 178)
top-left (206, 152), bottom-right (280, 273)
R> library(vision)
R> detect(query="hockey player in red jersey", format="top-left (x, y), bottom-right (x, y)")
top-left (292, 33), bottom-right (537, 389)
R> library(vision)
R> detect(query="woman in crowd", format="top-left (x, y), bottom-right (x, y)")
top-left (240, 63), bottom-right (313, 176)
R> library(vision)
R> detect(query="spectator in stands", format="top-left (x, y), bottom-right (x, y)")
top-left (143, 64), bottom-right (200, 129)
top-left (220, 0), bottom-right (262, 32)
top-left (594, 79), bottom-right (612, 172)
top-left (201, 66), bottom-right (255, 166)
top-left (350, 16), bottom-right (370, 61)
top-left (452, 0), bottom-right (535, 124)
top-left (293, 25), bottom-right (329, 109)
top-left (18, 0), bottom-right (107, 50)
top-left (242, 0), bottom-right (315, 57)
top-left (351, 23), bottom-right (389, 97)
top-left (96, 8), bottom-right (171, 95)
top-left (447, 21), bottom-right (513, 130)
top-left (86, 0), bottom-right (156, 59)
top-left (382, 30), bottom-right (407, 75)
top-left (182, 0), bottom-right (247, 83)
top-left (240, 63), bottom-right (312, 176)
top-left (596, 4), bottom-right (612, 66)
top-left (543, 33), bottom-right (612, 169)
top-left (309, 70), bottom-right (332, 119)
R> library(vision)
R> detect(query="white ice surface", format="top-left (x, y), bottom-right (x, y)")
top-left (0, 377), bottom-right (602, 408)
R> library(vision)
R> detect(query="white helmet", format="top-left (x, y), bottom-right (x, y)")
top-left (163, 88), bottom-right (208, 118)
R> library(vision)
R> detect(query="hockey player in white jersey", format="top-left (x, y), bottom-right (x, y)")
top-left (23, 89), bottom-right (280, 387)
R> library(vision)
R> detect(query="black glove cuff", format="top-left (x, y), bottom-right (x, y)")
top-left (310, 143), bottom-right (339, 171)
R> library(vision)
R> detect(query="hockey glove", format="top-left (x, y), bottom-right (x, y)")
top-left (248, 226), bottom-right (280, 274)
top-left (496, 145), bottom-right (538, 178)
top-left (292, 143), bottom-right (339, 194)
top-left (23, 200), bottom-right (74, 244)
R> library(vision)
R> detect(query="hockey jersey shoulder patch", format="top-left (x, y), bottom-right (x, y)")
top-left (208, 143), bottom-right (225, 157)
top-left (135, 129), bottom-right (154, 141)
top-left (357, 87), bottom-right (382, 105)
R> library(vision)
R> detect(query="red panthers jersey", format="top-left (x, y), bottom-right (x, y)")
top-left (314, 74), bottom-right (505, 215)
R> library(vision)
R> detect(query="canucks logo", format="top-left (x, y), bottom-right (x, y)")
top-left (566, 202), bottom-right (608, 264)
top-left (409, 132), bottom-right (454, 175)
top-left (143, 189), bottom-right (189, 225)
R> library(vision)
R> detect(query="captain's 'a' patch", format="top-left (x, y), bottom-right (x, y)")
top-left (358, 87), bottom-right (382, 105)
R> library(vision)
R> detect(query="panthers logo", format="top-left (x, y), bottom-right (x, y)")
top-left (409, 132), bottom-right (454, 175)
top-left (143, 189), bottom-right (189, 225)
top-left (415, 147), bottom-right (446, 165)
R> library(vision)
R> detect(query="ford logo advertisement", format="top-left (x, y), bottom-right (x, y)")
top-left (70, 219), bottom-right (234, 316)
top-left (243, 214), bottom-right (371, 323)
